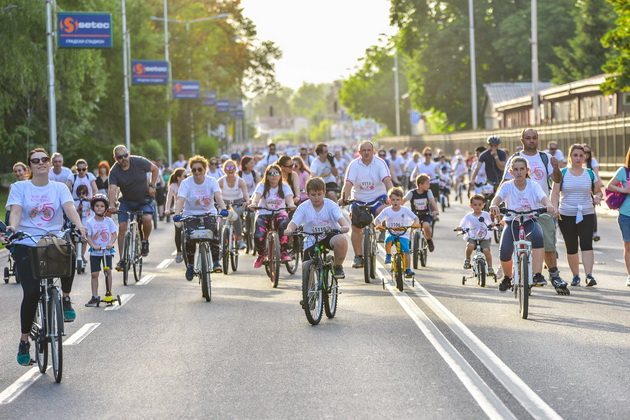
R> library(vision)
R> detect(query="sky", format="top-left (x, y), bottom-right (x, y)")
top-left (240, 0), bottom-right (398, 91)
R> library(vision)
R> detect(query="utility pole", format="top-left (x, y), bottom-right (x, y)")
top-left (394, 51), bottom-right (401, 136)
top-left (469, 0), bottom-right (478, 130)
top-left (532, 0), bottom-right (539, 125)
top-left (121, 0), bottom-right (131, 151)
top-left (45, 0), bottom-right (57, 153)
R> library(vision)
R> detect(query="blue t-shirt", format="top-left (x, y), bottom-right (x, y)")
top-left (614, 167), bottom-right (630, 217)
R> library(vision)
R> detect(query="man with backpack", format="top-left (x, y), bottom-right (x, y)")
top-left (501, 128), bottom-right (569, 292)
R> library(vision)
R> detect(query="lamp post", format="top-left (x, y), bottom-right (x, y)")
top-left (394, 51), bottom-right (400, 136)
top-left (45, 0), bottom-right (57, 153)
top-left (151, 12), bottom-right (228, 160)
top-left (468, 0), bottom-right (478, 130)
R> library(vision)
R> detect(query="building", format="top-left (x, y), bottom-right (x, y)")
top-left (482, 82), bottom-right (553, 129)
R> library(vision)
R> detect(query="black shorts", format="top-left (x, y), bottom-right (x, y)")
top-left (303, 232), bottom-right (338, 260)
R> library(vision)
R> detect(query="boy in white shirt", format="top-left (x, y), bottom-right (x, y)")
top-left (84, 195), bottom-right (118, 306)
top-left (374, 187), bottom-right (419, 277)
top-left (455, 194), bottom-right (495, 276)
top-left (286, 178), bottom-right (350, 279)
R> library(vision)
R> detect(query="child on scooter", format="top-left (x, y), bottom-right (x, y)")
top-left (84, 194), bottom-right (117, 307)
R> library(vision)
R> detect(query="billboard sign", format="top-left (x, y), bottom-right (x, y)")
top-left (216, 99), bottom-right (230, 112)
top-left (202, 91), bottom-right (217, 106)
top-left (58, 12), bottom-right (112, 48)
top-left (172, 81), bottom-right (200, 99)
top-left (131, 61), bottom-right (168, 85)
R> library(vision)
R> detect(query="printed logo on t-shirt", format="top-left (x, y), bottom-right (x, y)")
top-left (516, 197), bottom-right (532, 211)
top-left (28, 195), bottom-right (56, 224)
top-left (266, 198), bottom-right (283, 210)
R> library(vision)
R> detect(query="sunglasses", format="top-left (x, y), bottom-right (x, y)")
top-left (116, 153), bottom-right (129, 160)
top-left (282, 164), bottom-right (293, 168)
top-left (77, 168), bottom-right (87, 172)
top-left (30, 156), bottom-right (50, 164)
top-left (210, 162), bottom-right (218, 165)
top-left (224, 166), bottom-right (236, 170)
top-left (379, 154), bottom-right (386, 157)
top-left (191, 167), bottom-right (205, 173)
top-left (78, 191), bottom-right (88, 196)
top-left (268, 171), bottom-right (280, 176)
top-left (424, 153), bottom-right (432, 157)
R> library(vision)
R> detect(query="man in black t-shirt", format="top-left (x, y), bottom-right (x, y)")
top-left (107, 145), bottom-right (159, 268)
top-left (470, 135), bottom-right (507, 188)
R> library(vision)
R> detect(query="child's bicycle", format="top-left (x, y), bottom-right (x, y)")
top-left (89, 248), bottom-right (122, 307)
top-left (411, 218), bottom-right (430, 269)
top-left (0, 221), bottom-right (19, 283)
top-left (376, 225), bottom-right (420, 292)
top-left (456, 223), bottom-right (498, 288)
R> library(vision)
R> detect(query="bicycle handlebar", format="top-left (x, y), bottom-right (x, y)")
top-left (344, 199), bottom-right (384, 208)
top-left (499, 207), bottom-right (547, 216)
top-left (291, 229), bottom-right (342, 237)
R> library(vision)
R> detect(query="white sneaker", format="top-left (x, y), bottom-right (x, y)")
top-left (175, 252), bottom-right (183, 263)
top-left (626, 276), bottom-right (630, 287)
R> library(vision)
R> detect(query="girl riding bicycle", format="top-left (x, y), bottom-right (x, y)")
top-left (490, 157), bottom-right (557, 293)
top-left (249, 164), bottom-right (295, 268)
top-left (218, 159), bottom-right (250, 250)
top-left (6, 148), bottom-right (87, 365)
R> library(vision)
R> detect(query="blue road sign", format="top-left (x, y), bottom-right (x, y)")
top-left (173, 81), bottom-right (200, 99)
top-left (216, 100), bottom-right (230, 112)
top-left (202, 91), bottom-right (217, 106)
top-left (58, 12), bottom-right (112, 48)
top-left (410, 110), bottom-right (421, 124)
top-left (132, 61), bottom-right (168, 85)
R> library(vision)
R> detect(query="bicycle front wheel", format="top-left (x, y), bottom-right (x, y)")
top-left (420, 236), bottom-right (428, 267)
top-left (302, 260), bottom-right (323, 325)
top-left (268, 234), bottom-right (280, 288)
top-left (394, 254), bottom-right (404, 292)
top-left (477, 259), bottom-right (486, 288)
top-left (230, 251), bottom-right (238, 272)
top-left (412, 230), bottom-right (420, 270)
top-left (133, 230), bottom-right (143, 282)
top-left (324, 273), bottom-right (338, 319)
top-left (33, 300), bottom-right (47, 373)
top-left (285, 235), bottom-right (300, 275)
top-left (362, 230), bottom-right (372, 283)
top-left (518, 257), bottom-right (529, 319)
top-left (222, 227), bottom-right (230, 275)
top-left (122, 234), bottom-right (131, 286)
top-left (50, 287), bottom-right (64, 383)
top-left (200, 244), bottom-right (212, 302)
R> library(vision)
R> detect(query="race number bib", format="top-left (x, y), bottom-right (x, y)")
top-left (312, 224), bottom-right (328, 233)
top-left (414, 198), bottom-right (428, 211)
top-left (359, 180), bottom-right (375, 191)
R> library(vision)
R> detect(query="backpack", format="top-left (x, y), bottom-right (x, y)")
top-left (559, 167), bottom-right (595, 192)
top-left (504, 152), bottom-right (551, 190)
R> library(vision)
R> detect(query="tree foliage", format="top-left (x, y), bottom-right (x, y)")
top-left (601, 0), bottom-right (630, 93)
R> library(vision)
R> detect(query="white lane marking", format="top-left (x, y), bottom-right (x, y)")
top-left (0, 367), bottom-right (42, 405)
top-left (171, 250), bottom-right (177, 256)
top-left (615, 259), bottom-right (625, 263)
top-left (105, 293), bottom-right (134, 311)
top-left (593, 250), bottom-right (603, 254)
top-left (157, 259), bottom-right (173, 269)
top-left (137, 274), bottom-right (156, 285)
top-left (376, 243), bottom-right (561, 419)
top-left (64, 323), bottom-right (100, 346)
top-left (375, 261), bottom-right (516, 420)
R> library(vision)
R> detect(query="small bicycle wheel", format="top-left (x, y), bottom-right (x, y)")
top-left (200, 244), bottom-right (212, 302)
top-left (269, 234), bottom-right (280, 288)
top-left (222, 228), bottom-right (230, 275)
top-left (494, 228), bottom-right (501, 244)
top-left (519, 258), bottom-right (529, 319)
top-left (324, 271), bottom-right (338, 319)
top-left (33, 300), bottom-right (48, 373)
top-left (412, 230), bottom-right (420, 270)
top-left (420, 237), bottom-right (428, 268)
top-left (50, 288), bottom-right (64, 383)
top-left (302, 260), bottom-right (323, 325)
top-left (362, 230), bottom-right (372, 283)
top-left (477, 259), bottom-right (486, 288)
top-left (4, 266), bottom-right (9, 283)
top-left (394, 254), bottom-right (404, 291)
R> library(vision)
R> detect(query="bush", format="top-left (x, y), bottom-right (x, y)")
top-left (196, 135), bottom-right (219, 159)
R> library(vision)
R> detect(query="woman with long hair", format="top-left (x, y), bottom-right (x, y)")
top-left (249, 164), bottom-right (295, 267)
top-left (96, 160), bottom-right (110, 195)
top-left (605, 147), bottom-right (630, 286)
top-left (278, 155), bottom-right (300, 206)
top-left (292, 155), bottom-right (310, 203)
top-left (583, 144), bottom-right (601, 241)
top-left (218, 159), bottom-right (250, 249)
top-left (239, 156), bottom-right (261, 197)
top-left (164, 167), bottom-right (187, 263)
top-left (6, 148), bottom-right (87, 365)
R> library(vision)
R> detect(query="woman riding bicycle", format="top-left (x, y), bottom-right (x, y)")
top-left (218, 159), bottom-right (250, 250)
top-left (164, 167), bottom-right (187, 263)
top-left (489, 157), bottom-right (556, 293)
top-left (238, 156), bottom-right (261, 197)
top-left (173, 155), bottom-right (228, 280)
top-left (249, 164), bottom-right (295, 268)
top-left (6, 148), bottom-right (87, 365)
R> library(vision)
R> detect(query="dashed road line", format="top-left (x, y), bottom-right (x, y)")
top-left (64, 322), bottom-right (101, 346)
top-left (157, 259), bottom-right (174, 269)
top-left (137, 275), bottom-right (156, 286)
top-left (105, 293), bottom-right (135, 310)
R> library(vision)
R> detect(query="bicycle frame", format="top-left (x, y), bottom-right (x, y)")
top-left (346, 199), bottom-right (383, 283)
top-left (180, 213), bottom-right (216, 301)
top-left (251, 207), bottom-right (287, 288)
top-left (379, 225), bottom-right (419, 291)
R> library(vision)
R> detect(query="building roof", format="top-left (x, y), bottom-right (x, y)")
top-left (483, 82), bottom-right (554, 107)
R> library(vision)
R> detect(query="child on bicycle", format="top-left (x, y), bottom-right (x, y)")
top-left (285, 177), bottom-right (350, 279)
top-left (84, 194), bottom-right (117, 306)
top-left (374, 187), bottom-right (419, 277)
top-left (455, 194), bottom-right (495, 276)
top-left (404, 174), bottom-right (438, 252)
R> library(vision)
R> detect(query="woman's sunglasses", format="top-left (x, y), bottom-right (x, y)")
top-left (267, 171), bottom-right (280, 176)
top-left (30, 156), bottom-right (50, 164)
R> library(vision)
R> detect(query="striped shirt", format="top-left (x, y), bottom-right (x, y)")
top-left (558, 169), bottom-right (595, 216)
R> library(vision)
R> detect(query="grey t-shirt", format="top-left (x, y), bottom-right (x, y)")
top-left (108, 156), bottom-right (152, 201)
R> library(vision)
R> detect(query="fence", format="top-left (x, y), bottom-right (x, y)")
top-left (379, 113), bottom-right (630, 175)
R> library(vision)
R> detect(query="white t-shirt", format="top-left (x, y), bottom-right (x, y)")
top-left (85, 216), bottom-right (117, 256)
top-left (254, 183), bottom-right (293, 216)
top-left (171, 159), bottom-right (187, 170)
top-left (345, 157), bottom-right (391, 202)
top-left (310, 157), bottom-right (336, 183)
top-left (218, 175), bottom-right (244, 201)
top-left (558, 169), bottom-right (596, 216)
top-left (374, 206), bottom-right (417, 240)
top-left (414, 161), bottom-right (440, 183)
top-left (48, 167), bottom-right (73, 184)
top-left (67, 172), bottom-right (96, 199)
top-left (545, 149), bottom-right (566, 163)
top-left (334, 157), bottom-right (347, 174)
top-left (503, 152), bottom-right (554, 195)
top-left (458, 212), bottom-right (493, 241)
top-left (6, 180), bottom-right (73, 245)
top-left (497, 179), bottom-right (547, 220)
top-left (391, 155), bottom-right (405, 177)
top-left (471, 160), bottom-right (487, 184)
top-left (291, 199), bottom-right (343, 249)
top-left (207, 168), bottom-right (224, 180)
top-left (241, 172), bottom-right (257, 196)
top-left (177, 176), bottom-right (221, 216)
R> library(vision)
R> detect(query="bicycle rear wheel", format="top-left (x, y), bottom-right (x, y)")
top-left (230, 251), bottom-right (238, 272)
top-left (285, 235), bottom-right (300, 275)
top-left (33, 300), bottom-right (47, 373)
top-left (362, 230), bottom-right (372, 283)
top-left (302, 260), bottom-right (323, 325)
top-left (200, 244), bottom-right (212, 302)
top-left (50, 287), bottom-right (63, 383)
top-left (122, 234), bottom-right (131, 286)
top-left (420, 237), bottom-right (428, 267)
top-left (245, 212), bottom-right (255, 254)
top-left (477, 259), bottom-right (486, 287)
top-left (133, 231), bottom-right (143, 282)
top-left (518, 257), bottom-right (529, 319)
top-left (394, 254), bottom-right (404, 291)
top-left (412, 230), bottom-right (420, 269)
top-left (324, 274), bottom-right (338, 319)
top-left (268, 234), bottom-right (280, 288)
top-left (222, 227), bottom-right (230, 275)
top-left (370, 233), bottom-right (376, 279)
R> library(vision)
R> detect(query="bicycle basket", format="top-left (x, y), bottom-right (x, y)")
top-left (351, 205), bottom-right (372, 229)
top-left (184, 215), bottom-right (216, 242)
top-left (29, 235), bottom-right (73, 279)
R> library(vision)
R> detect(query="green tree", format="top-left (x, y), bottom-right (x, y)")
top-left (601, 0), bottom-right (630, 93)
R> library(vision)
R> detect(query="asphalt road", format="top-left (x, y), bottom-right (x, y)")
top-left (1, 201), bottom-right (629, 419)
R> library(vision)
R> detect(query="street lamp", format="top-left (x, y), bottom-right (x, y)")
top-left (151, 11), bottom-right (228, 162)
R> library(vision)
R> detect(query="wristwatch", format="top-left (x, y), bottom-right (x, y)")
top-left (149, 183), bottom-right (156, 188)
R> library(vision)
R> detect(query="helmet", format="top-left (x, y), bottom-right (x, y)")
top-left (90, 194), bottom-right (109, 211)
top-left (486, 135), bottom-right (501, 145)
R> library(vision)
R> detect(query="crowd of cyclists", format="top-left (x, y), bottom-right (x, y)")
top-left (5, 127), bottom-right (630, 366)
